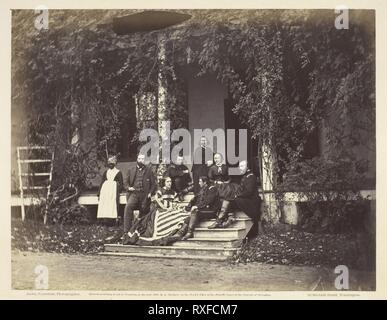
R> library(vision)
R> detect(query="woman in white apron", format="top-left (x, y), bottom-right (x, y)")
top-left (97, 155), bottom-right (123, 223)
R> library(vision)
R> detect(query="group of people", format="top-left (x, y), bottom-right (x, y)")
top-left (97, 137), bottom-right (262, 245)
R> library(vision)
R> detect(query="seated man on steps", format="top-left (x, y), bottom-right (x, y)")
top-left (181, 176), bottom-right (221, 240)
top-left (208, 160), bottom-right (262, 240)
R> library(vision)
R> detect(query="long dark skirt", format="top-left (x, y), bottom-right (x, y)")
top-left (126, 203), bottom-right (190, 246)
top-left (216, 182), bottom-right (241, 201)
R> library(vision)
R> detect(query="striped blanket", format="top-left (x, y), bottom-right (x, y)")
top-left (126, 203), bottom-right (190, 245)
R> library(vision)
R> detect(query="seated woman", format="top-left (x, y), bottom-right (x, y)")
top-left (207, 153), bottom-right (241, 229)
top-left (181, 176), bottom-right (221, 240)
top-left (123, 177), bottom-right (190, 245)
top-left (155, 177), bottom-right (178, 210)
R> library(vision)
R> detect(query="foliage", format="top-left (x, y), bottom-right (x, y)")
top-left (278, 156), bottom-right (373, 231)
top-left (191, 10), bottom-right (375, 171)
top-left (46, 183), bottom-right (92, 225)
top-left (12, 10), bottom-right (375, 224)
top-left (183, 10), bottom-right (375, 227)
top-left (233, 224), bottom-right (375, 272)
top-left (11, 218), bottom-right (120, 254)
top-left (296, 200), bottom-right (371, 234)
top-left (281, 156), bottom-right (371, 193)
top-left (48, 202), bottom-right (91, 225)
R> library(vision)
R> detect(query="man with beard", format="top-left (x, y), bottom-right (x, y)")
top-left (122, 152), bottom-right (157, 242)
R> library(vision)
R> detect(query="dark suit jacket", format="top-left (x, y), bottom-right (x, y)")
top-left (208, 164), bottom-right (229, 182)
top-left (166, 164), bottom-right (192, 183)
top-left (190, 185), bottom-right (221, 212)
top-left (191, 146), bottom-right (214, 171)
top-left (236, 170), bottom-right (258, 199)
top-left (125, 164), bottom-right (157, 196)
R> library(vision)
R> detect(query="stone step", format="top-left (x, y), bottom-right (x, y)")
top-left (177, 206), bottom-right (251, 218)
top-left (101, 191), bottom-right (254, 260)
top-left (99, 251), bottom-right (230, 261)
top-left (193, 227), bottom-right (247, 239)
top-left (104, 243), bottom-right (238, 260)
top-left (172, 237), bottom-right (242, 248)
top-left (177, 206), bottom-right (250, 220)
top-left (198, 217), bottom-right (252, 229)
top-left (234, 211), bottom-right (250, 219)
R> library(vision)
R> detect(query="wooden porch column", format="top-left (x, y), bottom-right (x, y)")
top-left (260, 143), bottom-right (280, 223)
top-left (157, 35), bottom-right (169, 177)
top-left (259, 72), bottom-right (281, 223)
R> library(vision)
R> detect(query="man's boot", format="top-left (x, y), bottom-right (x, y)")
top-left (207, 217), bottom-right (223, 229)
top-left (221, 213), bottom-right (236, 228)
top-left (208, 203), bottom-right (229, 229)
top-left (182, 229), bottom-right (194, 240)
top-left (115, 216), bottom-right (122, 227)
top-left (174, 222), bottom-right (189, 238)
top-left (182, 211), bottom-right (198, 240)
top-left (122, 232), bottom-right (133, 245)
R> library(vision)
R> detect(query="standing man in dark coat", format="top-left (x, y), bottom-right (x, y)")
top-left (192, 136), bottom-right (213, 194)
top-left (122, 153), bottom-right (157, 241)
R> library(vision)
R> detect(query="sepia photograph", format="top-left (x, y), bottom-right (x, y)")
top-left (3, 2), bottom-right (382, 296)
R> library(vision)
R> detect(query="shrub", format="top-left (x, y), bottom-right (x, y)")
top-left (278, 156), bottom-right (374, 233)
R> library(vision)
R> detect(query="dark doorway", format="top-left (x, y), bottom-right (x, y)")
top-left (117, 93), bottom-right (137, 161)
top-left (224, 98), bottom-right (260, 182)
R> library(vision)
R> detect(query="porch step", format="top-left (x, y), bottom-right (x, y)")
top-left (103, 243), bottom-right (238, 260)
top-left (198, 217), bottom-right (252, 229)
top-left (102, 217), bottom-right (252, 261)
top-left (193, 227), bottom-right (247, 239)
top-left (99, 251), bottom-right (230, 261)
top-left (101, 192), bottom-right (254, 261)
top-left (172, 237), bottom-right (242, 248)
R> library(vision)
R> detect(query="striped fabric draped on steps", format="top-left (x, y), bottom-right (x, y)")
top-left (127, 205), bottom-right (190, 244)
top-left (153, 209), bottom-right (191, 238)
